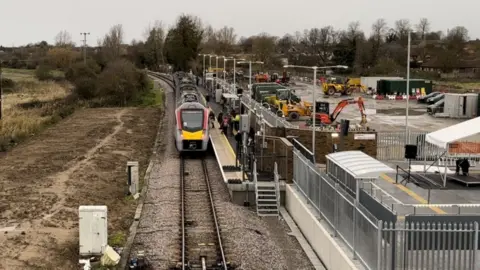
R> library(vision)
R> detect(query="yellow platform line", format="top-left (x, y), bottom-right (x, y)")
top-left (380, 173), bottom-right (446, 214)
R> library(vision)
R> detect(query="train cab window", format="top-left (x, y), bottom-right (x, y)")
top-left (181, 110), bottom-right (204, 131)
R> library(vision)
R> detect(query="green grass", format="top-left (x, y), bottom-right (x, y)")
top-left (2, 68), bottom-right (35, 81)
top-left (2, 68), bottom-right (65, 81)
top-left (138, 82), bottom-right (164, 108)
top-left (108, 231), bottom-right (126, 247)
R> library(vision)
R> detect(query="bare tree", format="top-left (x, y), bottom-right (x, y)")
top-left (143, 20), bottom-right (164, 40)
top-left (394, 19), bottom-right (411, 42)
top-left (102, 24), bottom-right (125, 61)
top-left (252, 33), bottom-right (277, 64)
top-left (55, 30), bottom-right (73, 47)
top-left (371, 19), bottom-right (388, 42)
top-left (216, 26), bottom-right (236, 54)
top-left (145, 22), bottom-right (166, 69)
top-left (277, 34), bottom-right (294, 54)
top-left (415, 18), bottom-right (431, 40)
top-left (302, 26), bottom-right (337, 65)
top-left (446, 26), bottom-right (469, 43)
top-left (369, 18), bottom-right (388, 65)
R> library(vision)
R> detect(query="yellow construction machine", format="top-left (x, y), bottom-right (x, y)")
top-left (263, 90), bottom-right (313, 121)
top-left (322, 77), bottom-right (366, 96)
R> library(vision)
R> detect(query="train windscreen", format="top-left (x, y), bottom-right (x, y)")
top-left (181, 110), bottom-right (204, 132)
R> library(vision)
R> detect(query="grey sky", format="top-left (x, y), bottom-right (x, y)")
top-left (1, 0), bottom-right (478, 46)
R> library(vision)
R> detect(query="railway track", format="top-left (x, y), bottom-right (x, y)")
top-left (146, 70), bottom-right (175, 89)
top-left (178, 156), bottom-right (228, 270)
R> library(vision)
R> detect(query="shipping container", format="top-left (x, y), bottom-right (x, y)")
top-left (360, 76), bottom-right (403, 92)
top-left (79, 205), bottom-right (108, 256)
top-left (442, 93), bottom-right (478, 118)
top-left (376, 79), bottom-right (433, 95)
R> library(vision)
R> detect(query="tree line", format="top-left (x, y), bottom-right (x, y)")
top-left (0, 15), bottom-right (477, 93)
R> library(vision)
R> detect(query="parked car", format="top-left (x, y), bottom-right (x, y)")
top-left (427, 93), bottom-right (444, 104)
top-left (418, 91), bottom-right (441, 103)
top-left (427, 99), bottom-right (444, 114)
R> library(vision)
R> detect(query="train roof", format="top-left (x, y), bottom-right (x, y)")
top-left (176, 101), bottom-right (206, 110)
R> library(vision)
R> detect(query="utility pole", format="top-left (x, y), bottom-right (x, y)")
top-left (0, 60), bottom-right (3, 120)
top-left (80, 32), bottom-right (90, 65)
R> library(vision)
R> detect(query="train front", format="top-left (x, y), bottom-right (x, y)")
top-left (175, 105), bottom-right (210, 152)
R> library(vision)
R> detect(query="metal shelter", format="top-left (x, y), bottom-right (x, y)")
top-left (326, 151), bottom-right (395, 198)
top-left (424, 116), bottom-right (480, 187)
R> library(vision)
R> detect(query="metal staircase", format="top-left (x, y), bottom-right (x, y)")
top-left (254, 161), bottom-right (280, 217)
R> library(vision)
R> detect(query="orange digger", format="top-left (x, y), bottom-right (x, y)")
top-left (306, 97), bottom-right (367, 126)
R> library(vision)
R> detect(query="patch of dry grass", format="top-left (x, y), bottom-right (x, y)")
top-left (0, 69), bottom-right (75, 150)
top-left (435, 81), bottom-right (480, 91)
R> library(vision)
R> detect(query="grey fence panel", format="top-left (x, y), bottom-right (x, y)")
top-left (293, 148), bottom-right (380, 269)
top-left (293, 145), bottom-right (479, 270)
top-left (377, 131), bottom-right (445, 161)
top-left (380, 222), bottom-right (479, 270)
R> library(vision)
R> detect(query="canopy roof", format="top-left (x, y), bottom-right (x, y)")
top-left (326, 151), bottom-right (395, 178)
top-left (426, 117), bottom-right (480, 148)
top-left (223, 93), bottom-right (239, 99)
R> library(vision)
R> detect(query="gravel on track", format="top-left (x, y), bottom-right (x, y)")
top-left (205, 158), bottom-right (315, 270)
top-left (183, 158), bottom-right (222, 267)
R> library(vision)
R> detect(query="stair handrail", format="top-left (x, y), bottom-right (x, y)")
top-left (253, 159), bottom-right (258, 200)
top-left (274, 162), bottom-right (280, 219)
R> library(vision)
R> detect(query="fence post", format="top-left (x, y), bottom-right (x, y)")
top-left (334, 182), bottom-right (339, 237)
top-left (473, 222), bottom-right (479, 269)
top-left (352, 204), bottom-right (357, 260)
top-left (377, 220), bottom-right (383, 270)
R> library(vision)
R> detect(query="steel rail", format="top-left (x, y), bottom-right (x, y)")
top-left (201, 159), bottom-right (228, 269)
top-left (180, 157), bottom-right (186, 270)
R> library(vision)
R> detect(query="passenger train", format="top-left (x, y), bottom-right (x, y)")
top-left (173, 72), bottom-right (210, 153)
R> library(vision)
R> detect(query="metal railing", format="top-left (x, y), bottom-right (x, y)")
top-left (241, 95), bottom-right (297, 128)
top-left (293, 148), bottom-right (479, 269)
top-left (377, 131), bottom-right (480, 161)
top-left (293, 148), bottom-right (381, 268)
top-left (274, 162), bottom-right (281, 218)
top-left (254, 135), bottom-right (289, 181)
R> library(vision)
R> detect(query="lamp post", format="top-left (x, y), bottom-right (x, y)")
top-left (283, 65), bottom-right (349, 160)
top-left (198, 54), bottom-right (207, 84)
top-left (237, 61), bottom-right (264, 89)
top-left (233, 58), bottom-right (246, 94)
top-left (405, 31), bottom-right (412, 144)
top-left (209, 54), bottom-right (214, 69)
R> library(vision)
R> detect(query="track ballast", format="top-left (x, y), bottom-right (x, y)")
top-left (177, 156), bottom-right (228, 270)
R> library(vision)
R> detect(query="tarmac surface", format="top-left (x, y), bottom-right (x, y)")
top-left (290, 82), bottom-right (465, 132)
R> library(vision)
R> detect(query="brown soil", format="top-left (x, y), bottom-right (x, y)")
top-left (0, 107), bottom-right (161, 269)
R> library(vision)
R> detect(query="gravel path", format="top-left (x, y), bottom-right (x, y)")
top-left (131, 79), bottom-right (181, 269)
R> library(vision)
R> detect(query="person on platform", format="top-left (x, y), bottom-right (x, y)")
top-left (208, 110), bottom-right (215, 128)
top-left (221, 116), bottom-right (229, 135)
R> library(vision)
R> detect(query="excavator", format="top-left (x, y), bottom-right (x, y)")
top-left (306, 97), bottom-right (367, 126)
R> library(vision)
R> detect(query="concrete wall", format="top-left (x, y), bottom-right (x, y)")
top-left (285, 184), bottom-right (361, 270)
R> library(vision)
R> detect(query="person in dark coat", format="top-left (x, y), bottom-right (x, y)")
top-left (217, 112), bottom-right (223, 128)
top-left (209, 110), bottom-right (215, 128)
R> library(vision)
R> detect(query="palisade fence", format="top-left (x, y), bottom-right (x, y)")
top-left (240, 95), bottom-right (298, 128)
top-left (293, 148), bottom-right (480, 270)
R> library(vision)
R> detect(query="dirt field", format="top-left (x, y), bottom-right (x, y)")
top-left (0, 107), bottom-right (161, 269)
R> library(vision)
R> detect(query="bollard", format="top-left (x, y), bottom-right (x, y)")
top-left (127, 161), bottom-right (139, 198)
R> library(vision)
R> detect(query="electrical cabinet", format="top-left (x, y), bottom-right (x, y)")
top-left (79, 205), bottom-right (108, 256)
